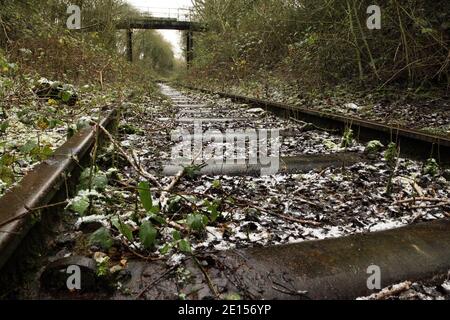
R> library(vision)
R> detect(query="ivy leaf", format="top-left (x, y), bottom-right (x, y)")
top-left (384, 142), bottom-right (398, 167)
top-left (183, 164), bottom-right (203, 179)
top-left (205, 199), bottom-right (221, 222)
top-left (139, 221), bottom-right (157, 249)
top-left (148, 213), bottom-right (166, 225)
top-left (341, 128), bottom-right (354, 148)
top-left (34, 145), bottom-right (53, 160)
top-left (36, 117), bottom-right (49, 130)
top-left (20, 140), bottom-right (38, 154)
top-left (210, 209), bottom-right (219, 222)
top-left (89, 227), bottom-right (113, 250)
top-left (424, 158), bottom-right (439, 176)
top-left (0, 154), bottom-right (14, 166)
top-left (178, 239), bottom-right (192, 253)
top-left (172, 230), bottom-right (182, 241)
top-left (0, 166), bottom-right (14, 185)
top-left (70, 196), bottom-right (90, 215)
top-left (167, 195), bottom-right (183, 213)
top-left (186, 213), bottom-right (208, 231)
top-left (365, 140), bottom-right (384, 155)
top-left (212, 179), bottom-right (221, 189)
top-left (160, 243), bottom-right (171, 255)
top-left (78, 168), bottom-right (108, 191)
top-left (91, 172), bottom-right (108, 190)
top-left (150, 206), bottom-right (160, 214)
top-left (0, 121), bottom-right (9, 133)
top-left (225, 293), bottom-right (242, 300)
top-left (138, 181), bottom-right (153, 211)
top-left (60, 90), bottom-right (72, 103)
top-left (112, 217), bottom-right (134, 242)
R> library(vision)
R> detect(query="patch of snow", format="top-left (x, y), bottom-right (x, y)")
top-left (75, 215), bottom-right (109, 229)
top-left (344, 103), bottom-right (360, 111)
top-left (369, 220), bottom-right (405, 232)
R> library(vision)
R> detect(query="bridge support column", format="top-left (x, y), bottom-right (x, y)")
top-left (186, 31), bottom-right (194, 68)
top-left (127, 29), bottom-right (133, 62)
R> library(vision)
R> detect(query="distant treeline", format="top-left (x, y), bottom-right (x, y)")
top-left (189, 0), bottom-right (449, 90)
top-left (0, 0), bottom-right (177, 83)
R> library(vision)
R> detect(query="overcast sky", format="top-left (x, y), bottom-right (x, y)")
top-left (126, 0), bottom-right (193, 59)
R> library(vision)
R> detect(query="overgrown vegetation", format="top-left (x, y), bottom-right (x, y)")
top-left (0, 0), bottom-right (177, 84)
top-left (187, 0), bottom-right (448, 93)
top-left (0, 1), bottom-right (178, 195)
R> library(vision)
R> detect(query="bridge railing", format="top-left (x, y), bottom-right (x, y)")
top-left (134, 7), bottom-right (195, 22)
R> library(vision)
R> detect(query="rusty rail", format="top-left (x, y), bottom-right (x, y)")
top-left (213, 218), bottom-right (450, 299)
top-left (182, 85), bottom-right (450, 162)
top-left (0, 108), bottom-right (118, 270)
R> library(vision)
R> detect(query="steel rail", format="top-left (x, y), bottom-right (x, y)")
top-left (0, 108), bottom-right (118, 270)
top-left (183, 85), bottom-right (450, 162)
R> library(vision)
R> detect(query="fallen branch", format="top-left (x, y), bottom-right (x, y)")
top-left (159, 167), bottom-right (185, 212)
top-left (167, 220), bottom-right (186, 231)
top-left (271, 282), bottom-right (309, 298)
top-left (96, 123), bottom-right (161, 189)
top-left (192, 190), bottom-right (321, 226)
top-left (289, 117), bottom-right (339, 133)
top-left (136, 265), bottom-right (178, 299)
top-left (395, 197), bottom-right (450, 205)
top-left (235, 199), bottom-right (321, 226)
top-left (292, 188), bottom-right (324, 208)
top-left (0, 200), bottom-right (68, 229)
top-left (193, 256), bottom-right (220, 299)
top-left (0, 16), bottom-right (10, 42)
top-left (159, 150), bottom-right (204, 212)
top-left (363, 281), bottom-right (412, 300)
top-left (127, 247), bottom-right (164, 261)
top-left (411, 203), bottom-right (450, 210)
top-left (411, 181), bottom-right (424, 197)
top-left (267, 211), bottom-right (321, 226)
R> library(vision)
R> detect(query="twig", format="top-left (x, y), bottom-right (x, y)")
top-left (127, 247), bottom-right (164, 261)
top-left (267, 211), bottom-right (321, 226)
top-left (193, 256), bottom-right (220, 299)
top-left (0, 200), bottom-right (68, 229)
top-left (168, 220), bottom-right (186, 231)
top-left (136, 265), bottom-right (178, 299)
top-left (95, 122), bottom-right (161, 188)
top-left (395, 197), bottom-right (450, 205)
top-left (292, 188), bottom-right (324, 208)
top-left (236, 199), bottom-right (321, 226)
top-left (411, 203), bottom-right (449, 210)
top-left (98, 60), bottom-right (111, 91)
top-left (158, 150), bottom-right (203, 212)
top-left (193, 191), bottom-right (321, 226)
top-left (365, 281), bottom-right (412, 300)
top-left (271, 283), bottom-right (309, 298)
top-left (289, 117), bottom-right (338, 133)
top-left (0, 16), bottom-right (10, 42)
top-left (412, 181), bottom-right (424, 197)
top-left (159, 167), bottom-right (185, 212)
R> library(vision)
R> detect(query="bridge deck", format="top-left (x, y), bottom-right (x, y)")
top-left (116, 18), bottom-right (206, 31)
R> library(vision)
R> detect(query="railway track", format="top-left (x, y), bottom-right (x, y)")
top-left (0, 84), bottom-right (449, 300)
top-left (182, 84), bottom-right (450, 162)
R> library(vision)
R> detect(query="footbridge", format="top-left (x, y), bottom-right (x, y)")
top-left (115, 7), bottom-right (207, 65)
